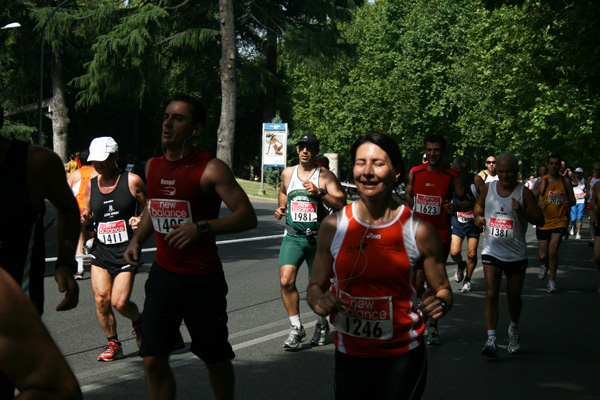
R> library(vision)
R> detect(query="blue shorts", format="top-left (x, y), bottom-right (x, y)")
top-left (451, 222), bottom-right (482, 239)
top-left (570, 203), bottom-right (585, 222)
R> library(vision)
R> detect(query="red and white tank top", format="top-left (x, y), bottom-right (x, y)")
top-left (329, 202), bottom-right (424, 358)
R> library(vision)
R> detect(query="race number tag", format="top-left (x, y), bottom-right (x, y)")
top-left (332, 291), bottom-right (393, 340)
top-left (290, 200), bottom-right (317, 222)
top-left (97, 220), bottom-right (128, 244)
top-left (488, 217), bottom-right (514, 239)
top-left (457, 211), bottom-right (475, 223)
top-left (148, 199), bottom-right (193, 234)
top-left (415, 194), bottom-right (442, 215)
top-left (548, 191), bottom-right (565, 205)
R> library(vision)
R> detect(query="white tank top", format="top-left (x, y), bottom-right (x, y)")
top-left (482, 181), bottom-right (528, 262)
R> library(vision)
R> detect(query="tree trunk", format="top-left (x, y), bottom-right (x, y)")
top-left (262, 30), bottom-right (277, 123)
top-left (49, 51), bottom-right (69, 162)
top-left (216, 0), bottom-right (236, 169)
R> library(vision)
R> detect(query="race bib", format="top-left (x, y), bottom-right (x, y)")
top-left (415, 194), bottom-right (442, 215)
top-left (457, 211), bottom-right (474, 223)
top-left (97, 220), bottom-right (128, 244)
top-left (148, 199), bottom-right (193, 234)
top-left (548, 190), bottom-right (565, 205)
top-left (488, 217), bottom-right (514, 239)
top-left (332, 291), bottom-right (393, 340)
top-left (575, 190), bottom-right (585, 204)
top-left (290, 200), bottom-right (318, 222)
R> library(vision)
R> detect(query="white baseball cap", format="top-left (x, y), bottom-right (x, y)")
top-left (575, 167), bottom-right (583, 173)
top-left (88, 137), bottom-right (119, 162)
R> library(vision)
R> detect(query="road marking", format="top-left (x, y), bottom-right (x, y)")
top-left (80, 312), bottom-right (316, 394)
top-left (45, 234), bottom-right (284, 261)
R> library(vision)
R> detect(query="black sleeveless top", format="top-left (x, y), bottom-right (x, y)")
top-left (0, 139), bottom-right (46, 314)
top-left (89, 171), bottom-right (137, 260)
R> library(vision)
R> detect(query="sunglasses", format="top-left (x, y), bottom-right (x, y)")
top-left (486, 161), bottom-right (496, 164)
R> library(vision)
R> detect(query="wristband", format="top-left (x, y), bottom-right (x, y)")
top-left (55, 256), bottom-right (77, 274)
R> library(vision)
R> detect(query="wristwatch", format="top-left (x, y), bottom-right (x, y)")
top-left (196, 220), bottom-right (211, 235)
top-left (318, 188), bottom-right (327, 199)
top-left (436, 297), bottom-right (447, 315)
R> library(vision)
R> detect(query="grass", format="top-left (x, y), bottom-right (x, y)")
top-left (236, 178), bottom-right (279, 201)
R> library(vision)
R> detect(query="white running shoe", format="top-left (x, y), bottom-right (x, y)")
top-left (454, 261), bottom-right (466, 283)
top-left (570, 227), bottom-right (575, 236)
top-left (547, 280), bottom-right (557, 293)
top-left (507, 330), bottom-right (521, 354)
top-left (481, 337), bottom-right (498, 359)
top-left (537, 264), bottom-right (548, 280)
top-left (310, 322), bottom-right (330, 346)
top-left (283, 325), bottom-right (306, 349)
top-left (460, 281), bottom-right (471, 293)
top-left (576, 233), bottom-right (581, 240)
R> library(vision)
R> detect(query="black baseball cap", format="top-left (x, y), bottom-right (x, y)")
top-left (297, 133), bottom-right (319, 146)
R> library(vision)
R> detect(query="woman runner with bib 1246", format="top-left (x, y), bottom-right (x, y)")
top-left (307, 132), bottom-right (453, 400)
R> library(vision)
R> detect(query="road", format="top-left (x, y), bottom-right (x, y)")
top-left (39, 198), bottom-right (600, 399)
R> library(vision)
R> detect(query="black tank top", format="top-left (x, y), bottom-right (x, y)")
top-left (0, 139), bottom-right (46, 314)
top-left (90, 171), bottom-right (137, 252)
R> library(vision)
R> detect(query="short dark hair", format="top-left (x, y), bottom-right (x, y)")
top-left (547, 153), bottom-right (561, 164)
top-left (350, 131), bottom-right (404, 185)
top-left (79, 149), bottom-right (91, 166)
top-left (424, 134), bottom-right (446, 150)
top-left (170, 93), bottom-right (206, 126)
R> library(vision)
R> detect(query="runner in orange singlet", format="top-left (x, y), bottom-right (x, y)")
top-left (308, 132), bottom-right (452, 400)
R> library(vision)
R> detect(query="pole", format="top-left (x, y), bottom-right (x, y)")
top-left (38, 0), bottom-right (72, 145)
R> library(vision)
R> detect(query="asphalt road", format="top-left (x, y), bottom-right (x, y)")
top-left (39, 198), bottom-right (600, 400)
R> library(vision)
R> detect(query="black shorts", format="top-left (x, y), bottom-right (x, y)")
top-left (139, 262), bottom-right (235, 363)
top-left (334, 345), bottom-right (427, 400)
top-left (90, 243), bottom-right (136, 276)
top-left (482, 255), bottom-right (528, 276)
top-left (536, 227), bottom-right (566, 241)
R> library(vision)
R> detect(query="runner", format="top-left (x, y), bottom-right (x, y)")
top-left (405, 134), bottom-right (463, 345)
top-left (307, 132), bottom-right (452, 399)
top-left (0, 135), bottom-right (80, 315)
top-left (124, 94), bottom-right (257, 400)
top-left (474, 153), bottom-right (544, 358)
top-left (448, 156), bottom-right (484, 293)
top-left (570, 167), bottom-right (586, 240)
top-left (274, 133), bottom-right (346, 348)
top-left (532, 154), bottom-right (576, 293)
top-left (591, 180), bottom-right (600, 293)
top-left (0, 268), bottom-right (82, 399)
top-left (81, 137), bottom-right (147, 362)
top-left (588, 163), bottom-right (600, 245)
top-left (67, 149), bottom-right (97, 279)
top-left (478, 155), bottom-right (499, 183)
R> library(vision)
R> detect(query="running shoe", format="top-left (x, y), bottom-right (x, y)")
top-left (460, 281), bottom-right (471, 293)
top-left (132, 317), bottom-right (143, 349)
top-left (570, 227), bottom-right (575, 236)
top-left (507, 330), bottom-right (521, 354)
top-left (454, 261), bottom-right (466, 283)
top-left (310, 321), bottom-right (330, 346)
top-left (427, 326), bottom-right (441, 345)
top-left (97, 341), bottom-right (124, 362)
top-left (283, 325), bottom-right (306, 349)
top-left (481, 337), bottom-right (498, 359)
top-left (547, 281), bottom-right (557, 293)
top-left (74, 272), bottom-right (84, 280)
top-left (576, 233), bottom-right (581, 240)
top-left (537, 264), bottom-right (548, 280)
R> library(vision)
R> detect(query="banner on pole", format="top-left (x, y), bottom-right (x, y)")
top-left (262, 123), bottom-right (287, 167)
